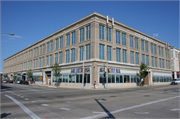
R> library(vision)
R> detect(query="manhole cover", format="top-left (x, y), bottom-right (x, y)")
top-left (143, 95), bottom-right (150, 97)
top-left (110, 96), bottom-right (116, 97)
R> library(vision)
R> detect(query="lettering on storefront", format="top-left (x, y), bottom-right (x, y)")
top-left (108, 68), bottom-right (115, 73)
top-left (71, 69), bottom-right (75, 73)
top-left (99, 67), bottom-right (105, 72)
top-left (116, 69), bottom-right (121, 73)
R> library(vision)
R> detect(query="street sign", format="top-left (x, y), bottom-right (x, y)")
top-left (39, 77), bottom-right (42, 80)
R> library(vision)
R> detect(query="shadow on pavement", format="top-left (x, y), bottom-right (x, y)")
top-left (1, 113), bottom-right (11, 118)
top-left (1, 85), bottom-right (12, 90)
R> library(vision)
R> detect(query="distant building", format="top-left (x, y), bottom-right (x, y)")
top-left (3, 12), bottom-right (172, 88)
top-left (171, 47), bottom-right (180, 79)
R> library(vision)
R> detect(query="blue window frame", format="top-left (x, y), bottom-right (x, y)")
top-left (80, 46), bottom-right (84, 61)
top-left (107, 27), bottom-right (111, 42)
top-left (71, 48), bottom-right (75, 62)
top-left (116, 48), bottom-right (121, 62)
top-left (141, 40), bottom-right (144, 51)
top-left (161, 47), bottom-right (163, 56)
top-left (60, 37), bottom-right (63, 49)
top-left (86, 25), bottom-right (91, 40)
top-left (50, 55), bottom-right (52, 66)
top-left (55, 53), bottom-right (58, 64)
top-left (135, 38), bottom-right (138, 49)
top-left (159, 46), bottom-right (161, 56)
top-left (42, 57), bottom-right (44, 66)
top-left (46, 55), bottom-right (49, 66)
top-left (122, 33), bottom-right (126, 46)
top-left (159, 58), bottom-right (161, 68)
top-left (99, 25), bottom-right (104, 40)
top-left (86, 44), bottom-right (91, 60)
top-left (135, 52), bottom-right (139, 64)
top-left (39, 58), bottom-right (41, 67)
top-left (116, 31), bottom-right (120, 44)
top-left (154, 44), bottom-right (156, 54)
top-left (146, 55), bottom-right (149, 66)
top-left (151, 56), bottom-right (154, 67)
top-left (59, 52), bottom-right (62, 64)
top-left (56, 38), bottom-right (59, 50)
top-left (162, 59), bottom-right (164, 68)
top-left (50, 41), bottom-right (53, 52)
top-left (123, 49), bottom-right (127, 63)
top-left (66, 50), bottom-right (69, 63)
top-left (66, 34), bottom-right (70, 46)
top-left (155, 57), bottom-right (157, 67)
top-left (151, 43), bottom-right (153, 54)
top-left (130, 51), bottom-right (134, 64)
top-left (47, 42), bottom-right (49, 53)
top-left (80, 28), bottom-right (84, 42)
top-left (107, 46), bottom-right (111, 61)
top-left (130, 36), bottom-right (133, 48)
top-left (40, 46), bottom-right (42, 55)
top-left (145, 41), bottom-right (148, 52)
top-left (72, 31), bottom-right (75, 45)
top-left (99, 44), bottom-right (104, 60)
top-left (43, 44), bottom-right (45, 54)
top-left (142, 54), bottom-right (145, 64)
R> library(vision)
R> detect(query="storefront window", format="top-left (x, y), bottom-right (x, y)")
top-left (76, 75), bottom-right (79, 83)
top-left (116, 75), bottom-right (120, 83)
top-left (69, 75), bottom-right (72, 83)
top-left (157, 77), bottom-right (160, 82)
top-left (112, 75), bottom-right (115, 83)
top-left (108, 74), bottom-right (111, 83)
top-left (120, 75), bottom-right (123, 83)
top-left (160, 76), bottom-right (163, 82)
top-left (72, 75), bottom-right (75, 83)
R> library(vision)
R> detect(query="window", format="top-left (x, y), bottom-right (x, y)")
top-left (166, 49), bottom-right (169, 58)
top-left (55, 53), bottom-right (58, 63)
top-left (155, 57), bottom-right (157, 67)
top-left (151, 43), bottom-right (153, 54)
top-left (40, 46), bottom-right (42, 55)
top-left (99, 44), bottom-right (104, 60)
top-left (60, 37), bottom-right (63, 49)
top-left (159, 46), bottom-right (161, 56)
top-left (142, 54), bottom-right (145, 64)
top-left (116, 48), bottom-right (121, 62)
top-left (33, 59), bottom-right (35, 68)
top-left (59, 52), bottom-right (62, 64)
top-left (72, 31), bottom-right (75, 45)
top-left (66, 50), bottom-right (69, 63)
top-left (122, 33), bottom-right (126, 46)
top-left (116, 31), bottom-right (120, 44)
top-left (46, 55), bottom-right (49, 66)
top-left (161, 47), bottom-right (163, 57)
top-left (80, 46), bottom-right (84, 61)
top-left (135, 53), bottom-right (139, 64)
top-left (36, 59), bottom-right (38, 68)
top-left (154, 44), bottom-right (156, 54)
top-left (66, 34), bottom-right (70, 46)
top-left (151, 56), bottom-right (154, 67)
top-left (47, 42), bottom-right (49, 53)
top-left (50, 41), bottom-right (53, 52)
top-left (99, 25), bottom-right (104, 40)
top-left (135, 38), bottom-right (138, 49)
top-left (42, 57), bottom-right (44, 67)
top-left (80, 28), bottom-right (84, 42)
top-left (86, 25), bottom-right (91, 40)
top-left (123, 49), bottom-right (127, 63)
top-left (37, 47), bottom-right (38, 56)
top-left (71, 48), bottom-right (75, 62)
top-left (50, 55), bottom-right (52, 66)
top-left (141, 40), bottom-right (144, 51)
top-left (86, 44), bottom-right (91, 60)
top-left (162, 59), bottom-right (164, 68)
top-left (43, 44), bottom-right (45, 54)
top-left (130, 36), bottom-right (133, 48)
top-left (159, 58), bottom-right (161, 68)
top-left (56, 38), bottom-right (59, 50)
top-left (107, 46), bottom-right (111, 61)
top-left (130, 51), bottom-right (134, 64)
top-left (145, 41), bottom-right (148, 52)
top-left (34, 48), bottom-right (36, 57)
top-left (107, 27), bottom-right (111, 42)
top-left (146, 55), bottom-right (149, 66)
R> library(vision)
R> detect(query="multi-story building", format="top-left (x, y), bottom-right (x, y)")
top-left (3, 12), bottom-right (172, 89)
top-left (171, 47), bottom-right (180, 79)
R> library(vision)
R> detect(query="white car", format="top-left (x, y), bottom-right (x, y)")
top-left (171, 79), bottom-right (180, 85)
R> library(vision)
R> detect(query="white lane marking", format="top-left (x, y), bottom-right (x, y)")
top-left (20, 96), bottom-right (24, 98)
top-left (60, 108), bottom-right (71, 111)
top-left (17, 95), bottom-right (21, 97)
top-left (25, 98), bottom-right (29, 100)
top-left (31, 101), bottom-right (36, 103)
top-left (41, 104), bottom-right (49, 106)
top-left (92, 111), bottom-right (106, 114)
top-left (134, 112), bottom-right (149, 114)
top-left (81, 96), bottom-right (180, 119)
top-left (170, 108), bottom-right (179, 111)
top-left (5, 95), bottom-right (41, 119)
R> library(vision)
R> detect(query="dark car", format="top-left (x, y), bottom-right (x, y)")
top-left (171, 79), bottom-right (180, 85)
top-left (8, 80), bottom-right (13, 83)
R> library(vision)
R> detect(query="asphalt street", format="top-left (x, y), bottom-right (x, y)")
top-left (1, 83), bottom-right (180, 119)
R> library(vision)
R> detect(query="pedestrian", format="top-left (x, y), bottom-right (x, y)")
top-left (94, 81), bottom-right (96, 89)
top-left (49, 79), bottom-right (51, 85)
top-left (140, 78), bottom-right (144, 86)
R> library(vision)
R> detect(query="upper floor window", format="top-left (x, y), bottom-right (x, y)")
top-left (40, 46), bottom-right (42, 55)
top-left (107, 27), bottom-right (111, 42)
top-left (60, 37), bottom-right (63, 49)
top-left (86, 25), bottom-right (91, 40)
top-left (107, 46), bottom-right (111, 61)
top-left (161, 47), bottom-right (163, 57)
top-left (130, 51), bottom-right (134, 64)
top-left (116, 31), bottom-right (120, 44)
top-left (151, 56), bottom-right (154, 67)
top-left (55, 53), bottom-right (58, 64)
top-left (46, 55), bottom-right (49, 66)
top-left (158, 46), bottom-right (161, 56)
top-left (154, 44), bottom-right (156, 54)
top-left (155, 57), bottom-right (157, 67)
top-left (135, 38), bottom-right (138, 49)
top-left (142, 54), bottom-right (145, 64)
top-left (151, 43), bottom-right (153, 54)
top-left (80, 28), bottom-right (84, 42)
top-left (99, 44), bottom-right (104, 60)
top-left (72, 31), bottom-right (76, 45)
top-left (122, 33), bottom-right (126, 46)
top-left (162, 59), bottom-right (164, 68)
top-left (56, 38), bottom-right (59, 50)
top-left (159, 58), bottom-right (161, 68)
top-left (130, 36), bottom-right (133, 48)
top-left (135, 52), bottom-right (139, 64)
top-left (80, 46), bottom-right (84, 61)
top-left (66, 34), bottom-right (70, 46)
top-left (59, 52), bottom-right (62, 64)
top-left (43, 44), bottom-right (45, 54)
top-left (146, 55), bottom-right (149, 66)
top-left (145, 41), bottom-right (148, 52)
top-left (141, 40), bottom-right (144, 51)
top-left (50, 55), bottom-right (52, 66)
top-left (99, 25), bottom-right (104, 40)
top-left (66, 50), bottom-right (69, 63)
top-left (123, 49), bottom-right (127, 63)
top-left (71, 48), bottom-right (75, 62)
top-left (47, 42), bottom-right (49, 53)
top-left (116, 48), bottom-right (121, 62)
top-left (86, 44), bottom-right (91, 60)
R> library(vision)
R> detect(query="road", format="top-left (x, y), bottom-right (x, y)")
top-left (1, 83), bottom-right (180, 119)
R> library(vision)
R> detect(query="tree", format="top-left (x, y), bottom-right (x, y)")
top-left (27, 69), bottom-right (33, 81)
top-left (3, 74), bottom-right (8, 80)
top-left (13, 72), bottom-right (17, 81)
top-left (51, 63), bottom-right (61, 82)
top-left (136, 62), bottom-right (148, 80)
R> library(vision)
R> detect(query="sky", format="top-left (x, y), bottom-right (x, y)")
top-left (0, 1), bottom-right (179, 72)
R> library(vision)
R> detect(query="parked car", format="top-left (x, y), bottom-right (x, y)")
top-left (2, 80), bottom-right (7, 83)
top-left (171, 79), bottom-right (180, 85)
top-left (8, 80), bottom-right (13, 83)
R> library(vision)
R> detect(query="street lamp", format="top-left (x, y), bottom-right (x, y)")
top-left (0, 33), bottom-right (14, 36)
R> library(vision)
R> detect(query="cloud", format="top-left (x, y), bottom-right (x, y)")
top-left (153, 33), bottom-right (158, 38)
top-left (10, 35), bottom-right (22, 38)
